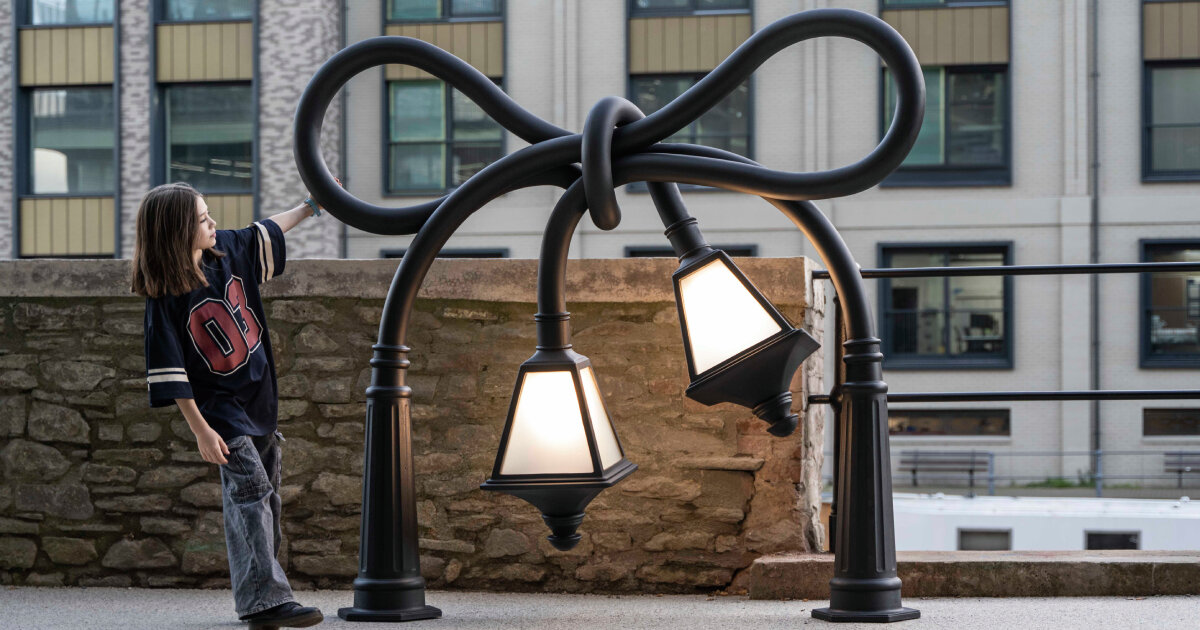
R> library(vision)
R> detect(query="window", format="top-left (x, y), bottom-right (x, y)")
top-left (880, 244), bottom-right (1011, 368)
top-left (1141, 241), bottom-right (1200, 366)
top-left (883, 66), bottom-right (1009, 186)
top-left (882, 0), bottom-right (1006, 7)
top-left (26, 0), bottom-right (113, 25)
top-left (164, 84), bottom-right (254, 192)
top-left (1086, 532), bottom-right (1139, 551)
top-left (1144, 409), bottom-right (1200, 437)
top-left (631, 75), bottom-right (750, 159)
top-left (1144, 64), bottom-right (1200, 180)
top-left (380, 248), bottom-right (509, 259)
top-left (889, 409), bottom-right (1010, 437)
top-left (388, 0), bottom-right (503, 21)
top-left (162, 0), bottom-right (253, 21)
top-left (29, 88), bottom-right (115, 195)
top-left (958, 529), bottom-right (1010, 551)
top-left (625, 245), bottom-right (757, 257)
top-left (386, 81), bottom-right (504, 194)
top-left (629, 0), bottom-right (749, 16)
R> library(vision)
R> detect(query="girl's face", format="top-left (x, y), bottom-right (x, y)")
top-left (192, 196), bottom-right (217, 250)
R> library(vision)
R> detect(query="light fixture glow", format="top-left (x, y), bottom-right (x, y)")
top-left (580, 366), bottom-right (622, 470)
top-left (678, 258), bottom-right (784, 374)
top-left (499, 371), bottom-right (593, 475)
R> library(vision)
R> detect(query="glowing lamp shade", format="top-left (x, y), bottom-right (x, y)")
top-left (672, 249), bottom-right (821, 437)
top-left (482, 349), bottom-right (637, 550)
top-left (678, 258), bottom-right (785, 374)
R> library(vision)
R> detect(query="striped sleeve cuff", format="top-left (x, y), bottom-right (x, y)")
top-left (253, 221), bottom-right (281, 282)
top-left (147, 368), bottom-right (192, 407)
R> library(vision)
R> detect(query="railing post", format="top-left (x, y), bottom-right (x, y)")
top-left (1094, 449), bottom-right (1103, 498)
top-left (828, 294), bottom-right (844, 554)
top-left (987, 452), bottom-right (996, 496)
top-left (967, 450), bottom-right (976, 498)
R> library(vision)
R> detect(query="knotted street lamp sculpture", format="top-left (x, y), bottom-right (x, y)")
top-left (294, 8), bottom-right (924, 624)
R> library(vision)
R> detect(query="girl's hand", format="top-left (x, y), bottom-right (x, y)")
top-left (196, 427), bottom-right (230, 465)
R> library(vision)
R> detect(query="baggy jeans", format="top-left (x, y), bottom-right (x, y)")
top-left (219, 430), bottom-right (296, 618)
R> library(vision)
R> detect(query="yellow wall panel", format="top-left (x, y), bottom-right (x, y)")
top-left (83, 27), bottom-right (100, 81)
top-left (98, 26), bottom-right (114, 82)
top-left (1163, 3), bottom-right (1183, 59)
top-left (67, 198), bottom-right (84, 253)
top-left (50, 200), bottom-right (68, 255)
top-left (158, 22), bottom-right (252, 82)
top-left (66, 28), bottom-right (83, 84)
top-left (99, 198), bottom-right (115, 255)
top-left (20, 197), bottom-right (116, 257)
top-left (84, 198), bottom-right (101, 254)
top-left (35, 200), bottom-right (52, 256)
top-left (384, 20), bottom-right (503, 80)
top-left (20, 203), bottom-right (35, 256)
top-left (50, 28), bottom-right (68, 84)
top-left (630, 15), bottom-right (751, 74)
top-left (1182, 3), bottom-right (1200, 59)
top-left (19, 31), bottom-right (35, 86)
top-left (882, 6), bottom-right (1008, 66)
top-left (35, 30), bottom-right (52, 84)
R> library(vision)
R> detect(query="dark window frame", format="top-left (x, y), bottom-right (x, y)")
top-left (385, 0), bottom-right (505, 23)
top-left (880, 64), bottom-right (1012, 188)
top-left (382, 78), bottom-right (507, 197)
top-left (156, 0), bottom-right (254, 24)
top-left (1142, 60), bottom-right (1200, 182)
top-left (878, 241), bottom-right (1014, 370)
top-left (18, 85), bottom-right (119, 198)
top-left (628, 0), bottom-right (751, 18)
top-left (625, 72), bottom-right (754, 193)
top-left (380, 247), bottom-right (510, 259)
top-left (1143, 408), bottom-right (1200, 437)
top-left (889, 408), bottom-right (1012, 437)
top-left (1140, 239), bottom-right (1200, 368)
top-left (155, 81), bottom-right (257, 195)
top-left (957, 529), bottom-right (1012, 551)
top-left (625, 244), bottom-right (758, 257)
top-left (20, 0), bottom-right (115, 26)
top-left (1085, 531), bottom-right (1140, 551)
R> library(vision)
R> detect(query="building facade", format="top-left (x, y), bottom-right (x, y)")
top-left (2, 0), bottom-right (1199, 487)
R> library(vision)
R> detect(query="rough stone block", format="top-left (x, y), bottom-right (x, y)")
top-left (484, 529), bottom-right (531, 558)
top-left (140, 517), bottom-right (192, 536)
top-left (15, 484), bottom-right (93, 520)
top-left (40, 361), bottom-right (114, 391)
top-left (97, 423), bottom-right (123, 442)
top-left (24, 572), bottom-right (64, 586)
top-left (292, 554), bottom-right (357, 577)
top-left (137, 466), bottom-right (208, 489)
top-left (180, 483), bottom-right (223, 508)
top-left (42, 537), bottom-right (97, 565)
top-left (0, 518), bottom-right (39, 535)
top-left (0, 371), bottom-right (38, 390)
top-left (27, 402), bottom-right (91, 444)
top-left (126, 422), bottom-right (162, 443)
top-left (81, 463), bottom-right (137, 484)
top-left (311, 473), bottom-right (361, 506)
top-left (1, 439), bottom-right (70, 481)
top-left (94, 494), bottom-right (172, 513)
top-left (0, 537), bottom-right (38, 569)
top-left (101, 538), bottom-right (176, 569)
top-left (0, 396), bottom-right (26, 436)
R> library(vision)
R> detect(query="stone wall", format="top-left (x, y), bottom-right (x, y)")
top-left (0, 258), bottom-right (824, 593)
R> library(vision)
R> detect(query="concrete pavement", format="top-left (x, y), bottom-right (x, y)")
top-left (1, 587), bottom-right (1197, 630)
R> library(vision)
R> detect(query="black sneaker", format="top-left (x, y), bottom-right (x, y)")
top-left (243, 601), bottom-right (323, 629)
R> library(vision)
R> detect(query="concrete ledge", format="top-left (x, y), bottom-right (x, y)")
top-left (0, 257), bottom-right (813, 306)
top-left (748, 551), bottom-right (1200, 599)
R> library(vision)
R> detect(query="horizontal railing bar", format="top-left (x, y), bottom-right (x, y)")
top-left (811, 261), bottom-right (1200, 280)
top-left (809, 390), bottom-right (1200, 405)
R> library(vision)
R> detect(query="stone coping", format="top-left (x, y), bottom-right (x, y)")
top-left (748, 551), bottom-right (1200, 599)
top-left (0, 257), bottom-right (814, 306)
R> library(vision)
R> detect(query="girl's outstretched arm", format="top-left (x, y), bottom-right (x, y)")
top-left (269, 177), bottom-right (341, 234)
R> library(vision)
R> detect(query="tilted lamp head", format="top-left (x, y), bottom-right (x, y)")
top-left (672, 248), bottom-right (820, 437)
top-left (481, 346), bottom-right (636, 550)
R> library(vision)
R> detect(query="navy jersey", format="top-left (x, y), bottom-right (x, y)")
top-left (144, 219), bottom-right (286, 441)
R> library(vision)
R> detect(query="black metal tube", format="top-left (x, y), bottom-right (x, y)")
top-left (811, 261), bottom-right (1200, 279)
top-left (809, 390), bottom-right (1200, 405)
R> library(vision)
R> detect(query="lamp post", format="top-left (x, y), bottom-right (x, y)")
top-left (294, 8), bottom-right (924, 623)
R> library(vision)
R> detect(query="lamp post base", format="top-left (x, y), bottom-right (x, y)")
top-left (811, 607), bottom-right (920, 623)
top-left (338, 605), bottom-right (442, 622)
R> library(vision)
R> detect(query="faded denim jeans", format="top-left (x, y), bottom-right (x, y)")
top-left (219, 430), bottom-right (296, 618)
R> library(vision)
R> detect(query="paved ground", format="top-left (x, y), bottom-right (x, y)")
top-left (2, 587), bottom-right (1197, 629)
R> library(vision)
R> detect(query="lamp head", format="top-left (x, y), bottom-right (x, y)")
top-left (481, 347), bottom-right (636, 550)
top-left (672, 250), bottom-right (820, 437)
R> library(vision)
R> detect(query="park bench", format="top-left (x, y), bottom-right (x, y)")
top-left (1164, 452), bottom-right (1200, 489)
top-left (898, 450), bottom-right (991, 494)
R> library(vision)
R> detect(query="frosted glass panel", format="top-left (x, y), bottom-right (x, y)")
top-left (580, 367), bottom-right (622, 470)
top-left (500, 371), bottom-right (592, 475)
top-left (678, 259), bottom-right (782, 374)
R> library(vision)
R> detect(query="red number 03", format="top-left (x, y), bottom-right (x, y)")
top-left (187, 276), bottom-right (263, 374)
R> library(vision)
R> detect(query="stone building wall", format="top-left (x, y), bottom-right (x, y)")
top-left (0, 257), bottom-right (824, 593)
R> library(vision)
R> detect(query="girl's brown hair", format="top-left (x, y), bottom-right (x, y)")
top-left (130, 182), bottom-right (224, 298)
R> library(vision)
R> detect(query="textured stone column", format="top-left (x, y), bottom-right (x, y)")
top-left (0, 1), bottom-right (14, 259)
top-left (258, 0), bottom-right (343, 259)
top-left (117, 0), bottom-right (152, 259)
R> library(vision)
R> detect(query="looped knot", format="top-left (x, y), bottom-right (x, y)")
top-left (581, 96), bottom-right (647, 231)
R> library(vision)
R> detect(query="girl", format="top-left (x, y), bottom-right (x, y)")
top-left (131, 181), bottom-right (333, 629)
